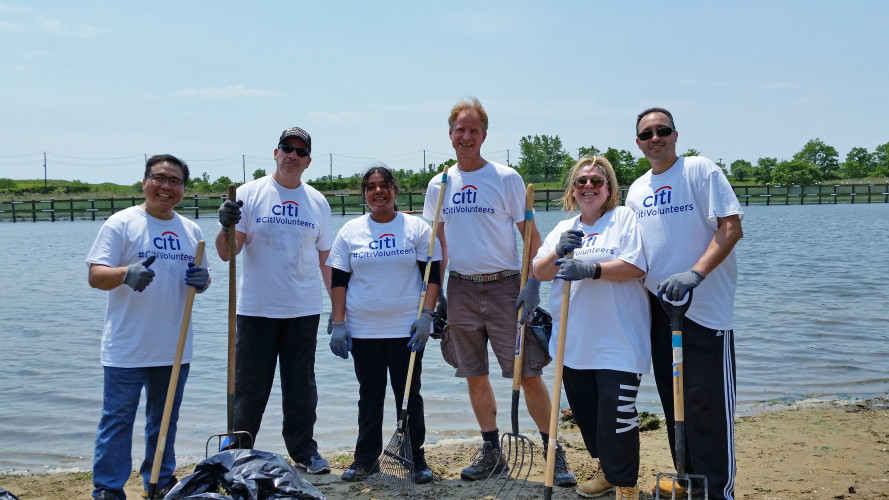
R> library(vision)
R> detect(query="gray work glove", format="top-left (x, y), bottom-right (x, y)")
top-left (514, 279), bottom-right (541, 324)
top-left (329, 321), bottom-right (352, 359)
top-left (434, 288), bottom-right (447, 321)
top-left (555, 258), bottom-right (599, 281)
top-left (657, 269), bottom-right (705, 302)
top-left (555, 229), bottom-right (584, 258)
top-left (407, 309), bottom-right (434, 352)
top-left (185, 261), bottom-right (209, 291)
top-left (123, 255), bottom-right (156, 292)
top-left (218, 199), bottom-right (243, 232)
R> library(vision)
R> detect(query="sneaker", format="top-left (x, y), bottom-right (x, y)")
top-left (95, 491), bottom-right (123, 500)
top-left (413, 449), bottom-right (434, 484)
top-left (576, 463), bottom-right (614, 498)
top-left (460, 441), bottom-right (507, 481)
top-left (650, 477), bottom-right (702, 498)
top-left (543, 442), bottom-right (577, 487)
top-left (296, 453), bottom-right (331, 474)
top-left (341, 460), bottom-right (379, 482)
top-left (142, 476), bottom-right (178, 499)
top-left (616, 483), bottom-right (640, 500)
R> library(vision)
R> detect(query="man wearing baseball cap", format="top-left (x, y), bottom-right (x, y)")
top-left (215, 126), bottom-right (334, 474)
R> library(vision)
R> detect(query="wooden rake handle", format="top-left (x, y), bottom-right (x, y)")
top-left (543, 250), bottom-right (572, 499)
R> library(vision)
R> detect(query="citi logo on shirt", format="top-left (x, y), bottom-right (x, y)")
top-left (452, 185), bottom-right (478, 205)
top-left (272, 200), bottom-right (299, 217)
top-left (368, 233), bottom-right (397, 250)
top-left (153, 231), bottom-right (181, 250)
top-left (643, 186), bottom-right (672, 207)
top-left (582, 233), bottom-right (599, 247)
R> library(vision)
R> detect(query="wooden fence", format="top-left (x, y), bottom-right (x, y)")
top-left (2, 183), bottom-right (887, 222)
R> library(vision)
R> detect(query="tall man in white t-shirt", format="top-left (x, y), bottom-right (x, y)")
top-left (215, 127), bottom-right (333, 474)
top-left (424, 97), bottom-right (575, 486)
top-left (625, 108), bottom-right (744, 500)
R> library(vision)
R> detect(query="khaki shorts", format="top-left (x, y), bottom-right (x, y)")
top-left (442, 273), bottom-right (549, 378)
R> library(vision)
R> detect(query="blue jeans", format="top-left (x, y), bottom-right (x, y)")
top-left (92, 364), bottom-right (189, 499)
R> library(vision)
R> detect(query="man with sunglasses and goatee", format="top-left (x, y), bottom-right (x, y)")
top-left (215, 126), bottom-right (334, 475)
top-left (626, 108), bottom-right (743, 500)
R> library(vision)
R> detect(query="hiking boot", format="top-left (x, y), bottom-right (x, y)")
top-left (576, 463), bottom-right (614, 498)
top-left (142, 476), bottom-right (177, 498)
top-left (616, 483), bottom-right (640, 500)
top-left (543, 442), bottom-right (577, 487)
top-left (413, 449), bottom-right (434, 484)
top-left (296, 453), bottom-right (331, 474)
top-left (460, 441), bottom-right (507, 481)
top-left (651, 477), bottom-right (702, 498)
top-left (341, 460), bottom-right (379, 482)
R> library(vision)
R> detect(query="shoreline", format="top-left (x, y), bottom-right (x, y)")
top-left (2, 397), bottom-right (887, 499)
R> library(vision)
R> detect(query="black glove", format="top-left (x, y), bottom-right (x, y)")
top-left (123, 255), bottom-right (156, 292)
top-left (555, 229), bottom-right (584, 258)
top-left (434, 288), bottom-right (447, 321)
top-left (218, 200), bottom-right (243, 232)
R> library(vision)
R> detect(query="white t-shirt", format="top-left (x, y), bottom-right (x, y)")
top-left (423, 162), bottom-right (525, 274)
top-left (233, 176), bottom-right (333, 318)
top-left (625, 156), bottom-right (744, 330)
top-left (534, 208), bottom-right (651, 373)
top-left (326, 212), bottom-right (442, 339)
top-left (86, 206), bottom-right (207, 368)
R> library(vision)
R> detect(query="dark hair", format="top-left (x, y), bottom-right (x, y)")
top-left (635, 107), bottom-right (676, 133)
top-left (361, 163), bottom-right (400, 196)
top-left (144, 154), bottom-right (190, 184)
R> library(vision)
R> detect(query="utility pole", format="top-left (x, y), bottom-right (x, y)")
top-left (507, 149), bottom-right (510, 167)
top-left (329, 153), bottom-right (333, 180)
top-left (423, 150), bottom-right (426, 172)
top-left (43, 152), bottom-right (47, 187)
top-left (242, 155), bottom-right (246, 184)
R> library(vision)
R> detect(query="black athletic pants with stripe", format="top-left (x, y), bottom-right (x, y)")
top-left (650, 292), bottom-right (737, 500)
top-left (563, 367), bottom-right (642, 487)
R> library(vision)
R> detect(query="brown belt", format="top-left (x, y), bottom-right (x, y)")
top-left (449, 269), bottom-right (520, 283)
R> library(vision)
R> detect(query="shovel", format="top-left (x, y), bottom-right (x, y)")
top-left (207, 184), bottom-right (253, 456)
top-left (146, 240), bottom-right (204, 499)
top-left (655, 289), bottom-right (708, 500)
top-left (478, 183), bottom-right (536, 500)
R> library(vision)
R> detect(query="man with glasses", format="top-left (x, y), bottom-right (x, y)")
top-left (626, 108), bottom-right (743, 500)
top-left (87, 154), bottom-right (210, 499)
top-left (424, 97), bottom-right (575, 487)
top-left (215, 127), bottom-right (333, 475)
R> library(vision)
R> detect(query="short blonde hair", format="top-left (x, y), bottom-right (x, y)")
top-left (561, 156), bottom-right (621, 213)
top-left (448, 97), bottom-right (488, 132)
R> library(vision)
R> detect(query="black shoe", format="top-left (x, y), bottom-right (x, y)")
top-left (141, 476), bottom-right (178, 498)
top-left (413, 449), bottom-right (434, 484)
top-left (460, 441), bottom-right (507, 481)
top-left (543, 443), bottom-right (577, 487)
top-left (95, 491), bottom-right (123, 500)
top-left (341, 460), bottom-right (380, 482)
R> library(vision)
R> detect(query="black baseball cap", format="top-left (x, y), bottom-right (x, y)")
top-left (278, 127), bottom-right (311, 152)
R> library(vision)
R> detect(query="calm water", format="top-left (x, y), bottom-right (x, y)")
top-left (1, 204), bottom-right (887, 472)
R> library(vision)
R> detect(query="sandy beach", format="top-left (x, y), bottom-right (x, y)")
top-left (1, 398), bottom-right (887, 500)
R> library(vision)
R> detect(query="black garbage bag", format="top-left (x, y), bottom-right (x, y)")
top-left (164, 449), bottom-right (325, 500)
top-left (0, 487), bottom-right (22, 500)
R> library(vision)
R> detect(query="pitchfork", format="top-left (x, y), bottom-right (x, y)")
top-left (478, 184), bottom-right (536, 500)
top-left (655, 290), bottom-right (708, 500)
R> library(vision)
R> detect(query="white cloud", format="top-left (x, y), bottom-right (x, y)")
top-left (0, 19), bottom-right (22, 32)
top-left (36, 15), bottom-right (110, 38)
top-left (176, 84), bottom-right (281, 99)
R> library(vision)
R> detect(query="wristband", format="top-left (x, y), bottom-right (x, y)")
top-left (422, 308), bottom-right (435, 318)
top-left (593, 262), bottom-right (602, 280)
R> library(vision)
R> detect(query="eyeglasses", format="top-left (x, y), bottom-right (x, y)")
top-left (574, 175), bottom-right (607, 189)
top-left (637, 126), bottom-right (674, 141)
top-left (146, 173), bottom-right (184, 187)
top-left (278, 144), bottom-right (310, 157)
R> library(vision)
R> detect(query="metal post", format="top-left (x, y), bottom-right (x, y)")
top-left (43, 152), bottom-right (47, 188)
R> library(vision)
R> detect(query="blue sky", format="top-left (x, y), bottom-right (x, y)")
top-left (1, 1), bottom-right (887, 186)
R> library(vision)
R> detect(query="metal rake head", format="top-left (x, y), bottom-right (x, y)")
top-left (654, 472), bottom-right (709, 500)
top-left (477, 433), bottom-right (534, 500)
top-left (372, 427), bottom-right (415, 497)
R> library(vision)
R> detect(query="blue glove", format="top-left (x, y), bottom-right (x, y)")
top-left (514, 279), bottom-right (541, 324)
top-left (329, 321), bottom-right (352, 359)
top-left (407, 309), bottom-right (434, 352)
top-left (123, 255), bottom-right (156, 292)
top-left (555, 258), bottom-right (600, 281)
top-left (657, 269), bottom-right (705, 302)
top-left (218, 200), bottom-right (243, 232)
top-left (434, 288), bottom-right (447, 321)
top-left (555, 229), bottom-right (584, 258)
top-left (185, 261), bottom-right (209, 291)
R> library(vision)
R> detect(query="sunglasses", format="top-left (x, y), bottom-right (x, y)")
top-left (574, 175), bottom-right (607, 188)
top-left (637, 126), bottom-right (674, 141)
top-left (278, 144), bottom-right (310, 157)
top-left (145, 173), bottom-right (184, 187)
